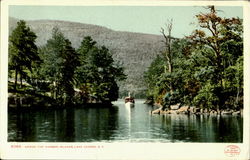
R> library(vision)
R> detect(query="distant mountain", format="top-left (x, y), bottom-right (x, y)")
top-left (9, 17), bottom-right (166, 98)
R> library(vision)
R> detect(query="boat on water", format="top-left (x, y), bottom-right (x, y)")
top-left (125, 93), bottom-right (135, 107)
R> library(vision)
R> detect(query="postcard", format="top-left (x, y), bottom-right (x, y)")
top-left (0, 0), bottom-right (249, 159)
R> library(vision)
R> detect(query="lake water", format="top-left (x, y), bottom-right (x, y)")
top-left (8, 99), bottom-right (243, 142)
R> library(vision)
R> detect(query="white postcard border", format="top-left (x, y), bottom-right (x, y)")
top-left (1, 0), bottom-right (249, 159)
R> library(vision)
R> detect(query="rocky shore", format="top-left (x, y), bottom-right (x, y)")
top-left (8, 92), bottom-right (113, 109)
top-left (8, 93), bottom-right (56, 108)
top-left (150, 103), bottom-right (243, 116)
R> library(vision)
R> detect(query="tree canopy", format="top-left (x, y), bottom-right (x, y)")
top-left (9, 20), bottom-right (40, 90)
top-left (9, 23), bottom-right (126, 106)
top-left (75, 36), bottom-right (126, 103)
top-left (38, 27), bottom-right (80, 105)
top-left (144, 6), bottom-right (243, 110)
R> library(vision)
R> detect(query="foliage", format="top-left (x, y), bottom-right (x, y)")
top-left (9, 22), bottom-right (126, 106)
top-left (75, 36), bottom-right (126, 103)
top-left (144, 6), bottom-right (243, 109)
top-left (38, 27), bottom-right (80, 104)
top-left (9, 20), bottom-right (41, 90)
top-left (144, 55), bottom-right (165, 100)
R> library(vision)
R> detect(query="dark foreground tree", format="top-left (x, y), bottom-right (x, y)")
top-left (187, 6), bottom-right (243, 109)
top-left (9, 20), bottom-right (40, 90)
top-left (40, 27), bottom-right (79, 104)
top-left (76, 36), bottom-right (126, 103)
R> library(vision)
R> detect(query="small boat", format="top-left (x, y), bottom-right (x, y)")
top-left (125, 92), bottom-right (135, 107)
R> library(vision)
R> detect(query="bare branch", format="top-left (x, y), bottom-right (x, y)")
top-left (160, 27), bottom-right (168, 42)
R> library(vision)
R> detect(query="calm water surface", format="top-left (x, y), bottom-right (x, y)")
top-left (8, 100), bottom-right (243, 142)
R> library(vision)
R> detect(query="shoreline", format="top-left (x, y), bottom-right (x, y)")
top-left (150, 103), bottom-right (243, 116)
top-left (8, 92), bottom-right (113, 110)
top-left (8, 103), bottom-right (115, 111)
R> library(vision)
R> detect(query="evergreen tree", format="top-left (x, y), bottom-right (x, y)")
top-left (60, 39), bottom-right (80, 104)
top-left (40, 27), bottom-right (79, 104)
top-left (76, 36), bottom-right (126, 103)
top-left (9, 20), bottom-right (40, 90)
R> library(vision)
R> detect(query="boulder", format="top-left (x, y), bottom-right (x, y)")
top-left (160, 110), bottom-right (167, 115)
top-left (210, 110), bottom-right (218, 115)
top-left (164, 110), bottom-right (178, 114)
top-left (183, 111), bottom-right (189, 114)
top-left (216, 109), bottom-right (221, 115)
top-left (151, 108), bottom-right (161, 114)
top-left (232, 111), bottom-right (241, 116)
top-left (194, 108), bottom-right (200, 113)
top-left (170, 103), bottom-right (180, 110)
top-left (221, 110), bottom-right (232, 115)
top-left (200, 108), bottom-right (203, 113)
top-left (189, 106), bottom-right (197, 114)
top-left (177, 106), bottom-right (189, 114)
top-left (203, 108), bottom-right (208, 113)
top-left (165, 110), bottom-right (171, 114)
top-left (170, 110), bottom-right (178, 114)
top-left (178, 106), bottom-right (189, 112)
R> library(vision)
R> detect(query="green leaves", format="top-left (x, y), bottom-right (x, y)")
top-left (193, 82), bottom-right (220, 109)
top-left (144, 6), bottom-right (243, 109)
top-left (9, 20), bottom-right (40, 90)
top-left (39, 27), bottom-right (79, 104)
top-left (186, 6), bottom-right (243, 109)
top-left (75, 36), bottom-right (126, 103)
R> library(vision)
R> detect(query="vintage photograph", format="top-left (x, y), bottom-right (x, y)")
top-left (1, 0), bottom-right (249, 159)
top-left (7, 4), bottom-right (243, 142)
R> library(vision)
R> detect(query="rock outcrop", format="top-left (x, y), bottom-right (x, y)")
top-left (151, 104), bottom-right (243, 116)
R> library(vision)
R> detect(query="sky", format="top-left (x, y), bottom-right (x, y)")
top-left (9, 6), bottom-right (243, 38)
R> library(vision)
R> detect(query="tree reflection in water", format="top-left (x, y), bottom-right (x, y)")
top-left (8, 100), bottom-right (243, 142)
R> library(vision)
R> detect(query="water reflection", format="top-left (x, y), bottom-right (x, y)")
top-left (149, 114), bottom-right (243, 143)
top-left (73, 107), bottom-right (119, 141)
top-left (8, 106), bottom-right (119, 142)
top-left (8, 100), bottom-right (243, 142)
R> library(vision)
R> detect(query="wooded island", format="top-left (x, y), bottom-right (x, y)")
top-left (8, 22), bottom-right (126, 107)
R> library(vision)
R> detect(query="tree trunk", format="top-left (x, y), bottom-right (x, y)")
top-left (167, 26), bottom-right (172, 74)
top-left (20, 72), bottom-right (23, 88)
top-left (235, 89), bottom-right (239, 108)
top-left (53, 81), bottom-right (57, 99)
top-left (161, 19), bottom-right (174, 93)
top-left (168, 61), bottom-right (173, 94)
top-left (167, 21), bottom-right (173, 94)
top-left (14, 68), bottom-right (18, 91)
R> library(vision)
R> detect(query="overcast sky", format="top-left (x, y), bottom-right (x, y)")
top-left (9, 6), bottom-right (242, 38)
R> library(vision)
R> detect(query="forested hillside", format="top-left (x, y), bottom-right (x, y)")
top-left (9, 17), bottom-right (165, 97)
